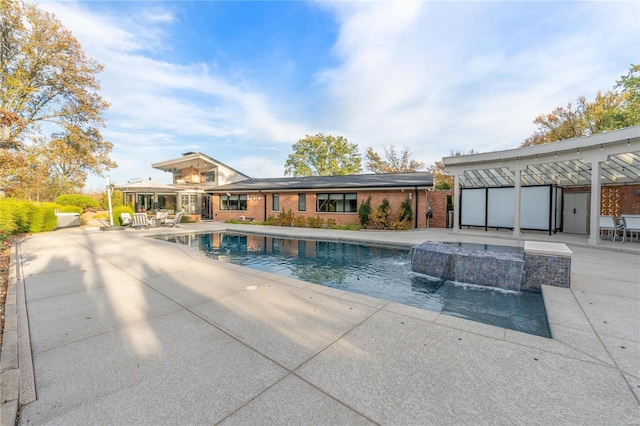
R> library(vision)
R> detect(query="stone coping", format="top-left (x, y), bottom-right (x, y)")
top-left (524, 241), bottom-right (573, 257)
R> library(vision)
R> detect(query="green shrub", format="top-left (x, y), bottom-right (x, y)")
top-left (307, 215), bottom-right (324, 228)
top-left (56, 194), bottom-right (100, 211)
top-left (277, 209), bottom-right (295, 226)
top-left (399, 196), bottom-right (413, 223)
top-left (0, 199), bottom-right (20, 234)
top-left (293, 216), bottom-right (307, 227)
top-left (331, 222), bottom-right (361, 231)
top-left (326, 218), bottom-right (336, 228)
top-left (99, 190), bottom-right (124, 210)
top-left (435, 181), bottom-right (451, 190)
top-left (0, 199), bottom-right (63, 234)
top-left (40, 203), bottom-right (60, 232)
top-left (265, 215), bottom-right (278, 225)
top-left (112, 206), bottom-right (134, 226)
top-left (358, 196), bottom-right (372, 227)
top-left (58, 205), bottom-right (82, 214)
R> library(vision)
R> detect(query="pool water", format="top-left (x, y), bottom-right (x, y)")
top-left (156, 232), bottom-right (551, 338)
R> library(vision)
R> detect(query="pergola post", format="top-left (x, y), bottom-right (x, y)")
top-left (512, 166), bottom-right (523, 238)
top-left (453, 173), bottom-right (461, 232)
top-left (587, 157), bottom-right (603, 245)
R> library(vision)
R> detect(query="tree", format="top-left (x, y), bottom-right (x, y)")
top-left (428, 149), bottom-right (476, 190)
top-left (521, 64), bottom-right (639, 147)
top-left (365, 145), bottom-right (424, 174)
top-left (616, 64), bottom-right (640, 125)
top-left (284, 133), bottom-right (362, 177)
top-left (0, 0), bottom-right (115, 197)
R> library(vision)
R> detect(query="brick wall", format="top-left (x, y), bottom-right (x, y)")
top-left (564, 184), bottom-right (640, 215)
top-left (212, 189), bottom-right (453, 228)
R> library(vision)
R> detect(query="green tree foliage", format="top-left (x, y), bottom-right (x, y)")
top-left (521, 64), bottom-right (639, 147)
top-left (0, 0), bottom-right (116, 197)
top-left (365, 145), bottom-right (424, 174)
top-left (616, 64), bottom-right (640, 125)
top-left (284, 133), bottom-right (362, 177)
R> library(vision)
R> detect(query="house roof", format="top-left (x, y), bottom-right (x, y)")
top-left (209, 171), bottom-right (434, 193)
top-left (151, 152), bottom-right (250, 179)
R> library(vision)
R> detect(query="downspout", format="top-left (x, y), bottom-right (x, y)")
top-left (414, 186), bottom-right (419, 229)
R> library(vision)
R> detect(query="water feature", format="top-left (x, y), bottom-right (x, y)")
top-left (155, 232), bottom-right (551, 337)
top-left (410, 242), bottom-right (526, 291)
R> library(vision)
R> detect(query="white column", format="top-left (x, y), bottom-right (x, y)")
top-left (587, 159), bottom-right (602, 245)
top-left (453, 173), bottom-right (460, 232)
top-left (512, 167), bottom-right (522, 238)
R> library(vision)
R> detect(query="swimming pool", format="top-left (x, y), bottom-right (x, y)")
top-left (155, 232), bottom-right (551, 338)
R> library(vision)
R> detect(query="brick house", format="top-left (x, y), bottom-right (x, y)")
top-left (144, 152), bottom-right (449, 228)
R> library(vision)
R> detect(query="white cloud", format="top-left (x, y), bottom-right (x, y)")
top-left (29, 0), bottom-right (640, 189)
top-left (36, 1), bottom-right (310, 186)
top-left (318, 1), bottom-right (639, 167)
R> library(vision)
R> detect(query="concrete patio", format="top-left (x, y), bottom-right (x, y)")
top-left (1, 223), bottom-right (638, 425)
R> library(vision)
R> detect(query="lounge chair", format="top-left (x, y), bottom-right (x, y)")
top-left (119, 213), bottom-right (132, 226)
top-left (130, 213), bottom-right (150, 230)
top-left (162, 212), bottom-right (183, 227)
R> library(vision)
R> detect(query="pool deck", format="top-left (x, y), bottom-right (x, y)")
top-left (1, 223), bottom-right (638, 425)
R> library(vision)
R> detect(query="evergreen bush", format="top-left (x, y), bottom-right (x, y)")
top-left (56, 194), bottom-right (100, 211)
top-left (358, 196), bottom-right (372, 227)
top-left (112, 206), bottom-right (134, 226)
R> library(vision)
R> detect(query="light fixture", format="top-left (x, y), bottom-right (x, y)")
top-left (600, 144), bottom-right (603, 151)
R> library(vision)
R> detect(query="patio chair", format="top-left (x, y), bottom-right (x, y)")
top-left (612, 217), bottom-right (626, 243)
top-left (599, 215), bottom-right (616, 240)
top-left (155, 211), bottom-right (168, 225)
top-left (119, 213), bottom-right (132, 226)
top-left (130, 213), bottom-right (150, 230)
top-left (621, 215), bottom-right (640, 242)
top-left (162, 212), bottom-right (183, 227)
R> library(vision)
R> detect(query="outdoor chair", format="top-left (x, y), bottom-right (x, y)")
top-left (120, 213), bottom-right (132, 226)
top-left (612, 217), bottom-right (626, 243)
top-left (130, 213), bottom-right (150, 230)
top-left (162, 212), bottom-right (183, 227)
top-left (155, 211), bottom-right (168, 225)
top-left (599, 215), bottom-right (616, 240)
top-left (621, 215), bottom-right (640, 242)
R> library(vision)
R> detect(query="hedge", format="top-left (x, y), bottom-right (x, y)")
top-left (0, 199), bottom-right (66, 235)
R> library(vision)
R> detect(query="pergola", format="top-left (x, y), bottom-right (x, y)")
top-left (443, 125), bottom-right (640, 245)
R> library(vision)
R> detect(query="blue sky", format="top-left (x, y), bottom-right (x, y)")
top-left (34, 1), bottom-right (639, 190)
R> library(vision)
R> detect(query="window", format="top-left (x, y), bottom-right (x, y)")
top-left (298, 193), bottom-right (306, 211)
top-left (316, 193), bottom-right (357, 213)
top-left (158, 193), bottom-right (177, 211)
top-left (136, 193), bottom-right (153, 212)
top-left (220, 194), bottom-right (248, 210)
top-left (180, 194), bottom-right (199, 214)
top-left (272, 194), bottom-right (280, 211)
top-left (203, 171), bottom-right (215, 182)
